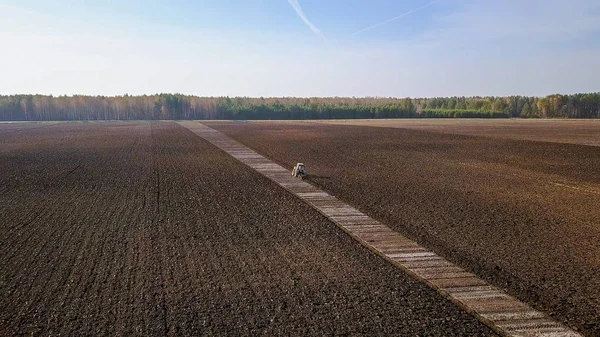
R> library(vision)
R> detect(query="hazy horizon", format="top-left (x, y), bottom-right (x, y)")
top-left (1, 0), bottom-right (599, 97)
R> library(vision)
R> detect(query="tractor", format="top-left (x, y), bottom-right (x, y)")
top-left (292, 163), bottom-right (307, 179)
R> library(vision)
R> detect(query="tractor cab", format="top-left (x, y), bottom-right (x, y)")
top-left (292, 163), bottom-right (307, 178)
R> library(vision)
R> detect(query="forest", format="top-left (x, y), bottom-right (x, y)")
top-left (1, 93), bottom-right (599, 121)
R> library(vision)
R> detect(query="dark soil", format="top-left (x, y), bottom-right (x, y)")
top-left (318, 119), bottom-right (600, 146)
top-left (0, 122), bottom-right (497, 336)
top-left (208, 121), bottom-right (600, 336)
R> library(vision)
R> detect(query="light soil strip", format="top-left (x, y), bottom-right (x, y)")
top-left (178, 121), bottom-right (582, 337)
top-left (552, 182), bottom-right (600, 196)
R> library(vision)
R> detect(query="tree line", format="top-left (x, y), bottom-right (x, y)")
top-left (1, 93), bottom-right (599, 121)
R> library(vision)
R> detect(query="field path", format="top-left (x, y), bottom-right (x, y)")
top-left (179, 121), bottom-right (582, 337)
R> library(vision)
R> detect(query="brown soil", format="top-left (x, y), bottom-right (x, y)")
top-left (0, 122), bottom-right (497, 336)
top-left (208, 121), bottom-right (600, 336)
top-left (315, 119), bottom-right (600, 146)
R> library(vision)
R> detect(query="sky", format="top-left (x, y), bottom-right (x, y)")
top-left (0, 0), bottom-right (599, 97)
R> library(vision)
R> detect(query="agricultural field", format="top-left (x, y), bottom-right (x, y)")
top-left (315, 119), bottom-right (600, 146)
top-left (208, 120), bottom-right (600, 336)
top-left (0, 122), bottom-right (497, 336)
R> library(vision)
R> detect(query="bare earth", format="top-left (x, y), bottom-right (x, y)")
top-left (0, 122), bottom-right (496, 336)
top-left (208, 120), bottom-right (600, 336)
top-left (313, 119), bottom-right (600, 147)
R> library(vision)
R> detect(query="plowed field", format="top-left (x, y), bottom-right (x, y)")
top-left (0, 122), bottom-right (496, 336)
top-left (316, 119), bottom-right (600, 146)
top-left (208, 121), bottom-right (600, 336)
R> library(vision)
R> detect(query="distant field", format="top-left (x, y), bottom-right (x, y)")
top-left (313, 119), bottom-right (600, 146)
top-left (209, 121), bottom-right (600, 335)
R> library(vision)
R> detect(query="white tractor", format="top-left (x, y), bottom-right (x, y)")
top-left (292, 163), bottom-right (307, 179)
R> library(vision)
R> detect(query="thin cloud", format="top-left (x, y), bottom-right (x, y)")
top-left (352, 0), bottom-right (440, 36)
top-left (0, 4), bottom-right (44, 18)
top-left (287, 0), bottom-right (327, 41)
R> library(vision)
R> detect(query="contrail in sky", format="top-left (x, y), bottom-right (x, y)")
top-left (352, 0), bottom-right (440, 36)
top-left (287, 0), bottom-right (327, 41)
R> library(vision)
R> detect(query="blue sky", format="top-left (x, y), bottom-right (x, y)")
top-left (0, 0), bottom-right (599, 97)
